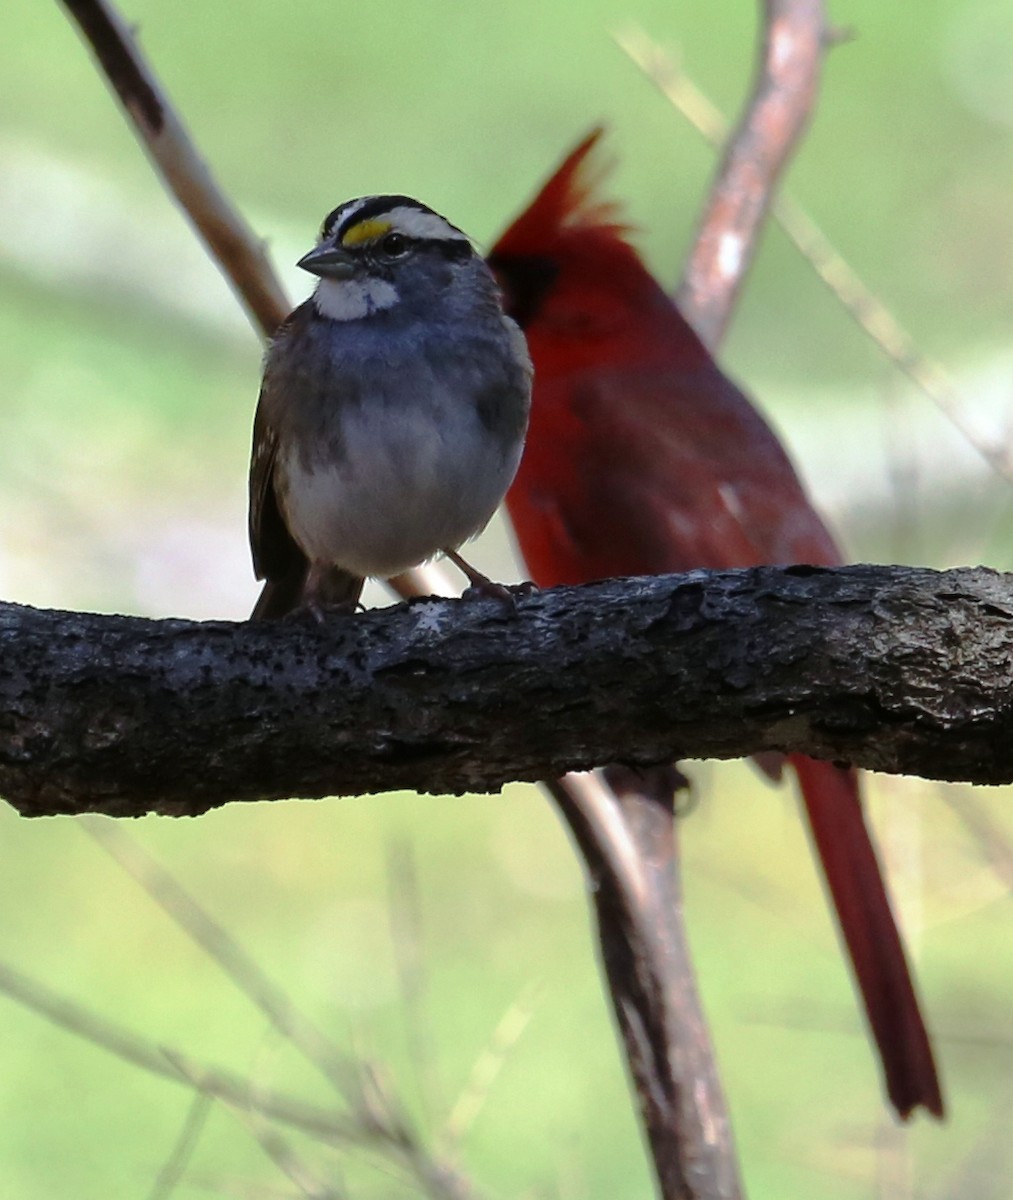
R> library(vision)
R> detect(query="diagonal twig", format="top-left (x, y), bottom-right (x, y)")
top-left (80, 818), bottom-right (368, 1108)
top-left (146, 1091), bottom-right (216, 1200)
top-left (59, 0), bottom-right (289, 340)
top-left (441, 983), bottom-right (541, 1153)
top-left (167, 1054), bottom-right (348, 1200)
top-left (0, 956), bottom-right (363, 1142)
top-left (670, 0), bottom-right (831, 350)
top-left (223, 1103), bottom-right (345, 1200)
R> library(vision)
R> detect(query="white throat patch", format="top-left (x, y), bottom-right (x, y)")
top-left (313, 277), bottom-right (399, 322)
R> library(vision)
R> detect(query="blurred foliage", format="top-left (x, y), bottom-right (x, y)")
top-left (1, 1), bottom-right (1013, 1197)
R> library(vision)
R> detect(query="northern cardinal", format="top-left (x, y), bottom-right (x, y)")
top-left (488, 130), bottom-right (943, 1119)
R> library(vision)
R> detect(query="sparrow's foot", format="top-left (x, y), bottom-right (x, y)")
top-left (292, 597), bottom-right (329, 625)
top-left (462, 578), bottom-right (516, 608)
top-left (292, 592), bottom-right (360, 624)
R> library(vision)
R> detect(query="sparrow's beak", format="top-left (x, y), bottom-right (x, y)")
top-left (297, 244), bottom-right (356, 280)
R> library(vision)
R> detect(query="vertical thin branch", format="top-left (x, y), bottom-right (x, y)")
top-left (546, 777), bottom-right (740, 1200)
top-left (386, 840), bottom-right (441, 1129)
top-left (675, 0), bottom-right (830, 350)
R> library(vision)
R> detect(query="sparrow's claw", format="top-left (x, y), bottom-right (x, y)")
top-left (461, 578), bottom-right (517, 611)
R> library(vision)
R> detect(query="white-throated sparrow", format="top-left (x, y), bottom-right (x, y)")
top-left (249, 195), bottom-right (532, 619)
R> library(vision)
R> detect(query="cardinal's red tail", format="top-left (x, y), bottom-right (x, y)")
top-left (789, 754), bottom-right (943, 1119)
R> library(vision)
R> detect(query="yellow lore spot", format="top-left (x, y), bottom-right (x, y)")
top-left (341, 218), bottom-right (392, 247)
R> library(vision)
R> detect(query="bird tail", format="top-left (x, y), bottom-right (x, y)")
top-left (251, 564), bottom-right (308, 620)
top-left (789, 754), bottom-right (943, 1119)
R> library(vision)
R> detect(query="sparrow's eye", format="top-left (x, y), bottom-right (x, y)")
top-left (380, 232), bottom-right (409, 259)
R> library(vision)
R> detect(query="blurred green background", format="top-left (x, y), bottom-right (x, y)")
top-left (2, 0), bottom-right (1013, 1196)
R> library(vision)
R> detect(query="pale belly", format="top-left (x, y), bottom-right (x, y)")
top-left (277, 400), bottom-right (522, 578)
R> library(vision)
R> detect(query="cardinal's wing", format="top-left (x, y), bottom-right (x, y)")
top-left (520, 363), bottom-right (841, 584)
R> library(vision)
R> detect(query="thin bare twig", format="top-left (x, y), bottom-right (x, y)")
top-left (0, 957), bottom-right (360, 1141)
top-left (442, 983), bottom-right (541, 1151)
top-left (224, 1105), bottom-right (344, 1200)
top-left (165, 1056), bottom-right (345, 1200)
top-left (386, 840), bottom-right (440, 1131)
top-left (59, 0), bottom-right (289, 339)
top-left (670, 0), bottom-right (831, 350)
top-left (146, 1091), bottom-right (215, 1200)
top-left (617, 24), bottom-right (1013, 486)
top-left (80, 819), bottom-right (367, 1106)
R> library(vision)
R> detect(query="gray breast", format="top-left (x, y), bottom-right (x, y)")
top-left (271, 309), bottom-right (530, 578)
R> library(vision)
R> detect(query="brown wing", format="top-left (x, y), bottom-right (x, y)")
top-left (248, 305), bottom-right (314, 585)
top-left (248, 382), bottom-right (304, 583)
top-left (246, 306), bottom-right (316, 621)
top-left (248, 390), bottom-right (313, 620)
top-left (247, 302), bottom-right (368, 620)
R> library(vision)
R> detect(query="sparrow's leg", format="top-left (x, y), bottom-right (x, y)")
top-left (301, 562), bottom-right (365, 621)
top-left (441, 547), bottom-right (533, 608)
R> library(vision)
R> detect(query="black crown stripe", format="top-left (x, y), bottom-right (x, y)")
top-left (323, 196), bottom-right (428, 241)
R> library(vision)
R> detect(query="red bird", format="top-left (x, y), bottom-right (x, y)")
top-left (489, 130), bottom-right (942, 1120)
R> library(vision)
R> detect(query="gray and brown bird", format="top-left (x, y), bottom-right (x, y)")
top-left (249, 195), bottom-right (532, 619)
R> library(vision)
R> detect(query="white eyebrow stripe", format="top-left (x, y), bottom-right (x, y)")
top-left (383, 205), bottom-right (469, 242)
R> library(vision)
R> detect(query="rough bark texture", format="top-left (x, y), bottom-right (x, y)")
top-left (1, 564), bottom-right (1011, 818)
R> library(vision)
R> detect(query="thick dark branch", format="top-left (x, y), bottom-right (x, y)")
top-left (2, 564), bottom-right (1011, 819)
